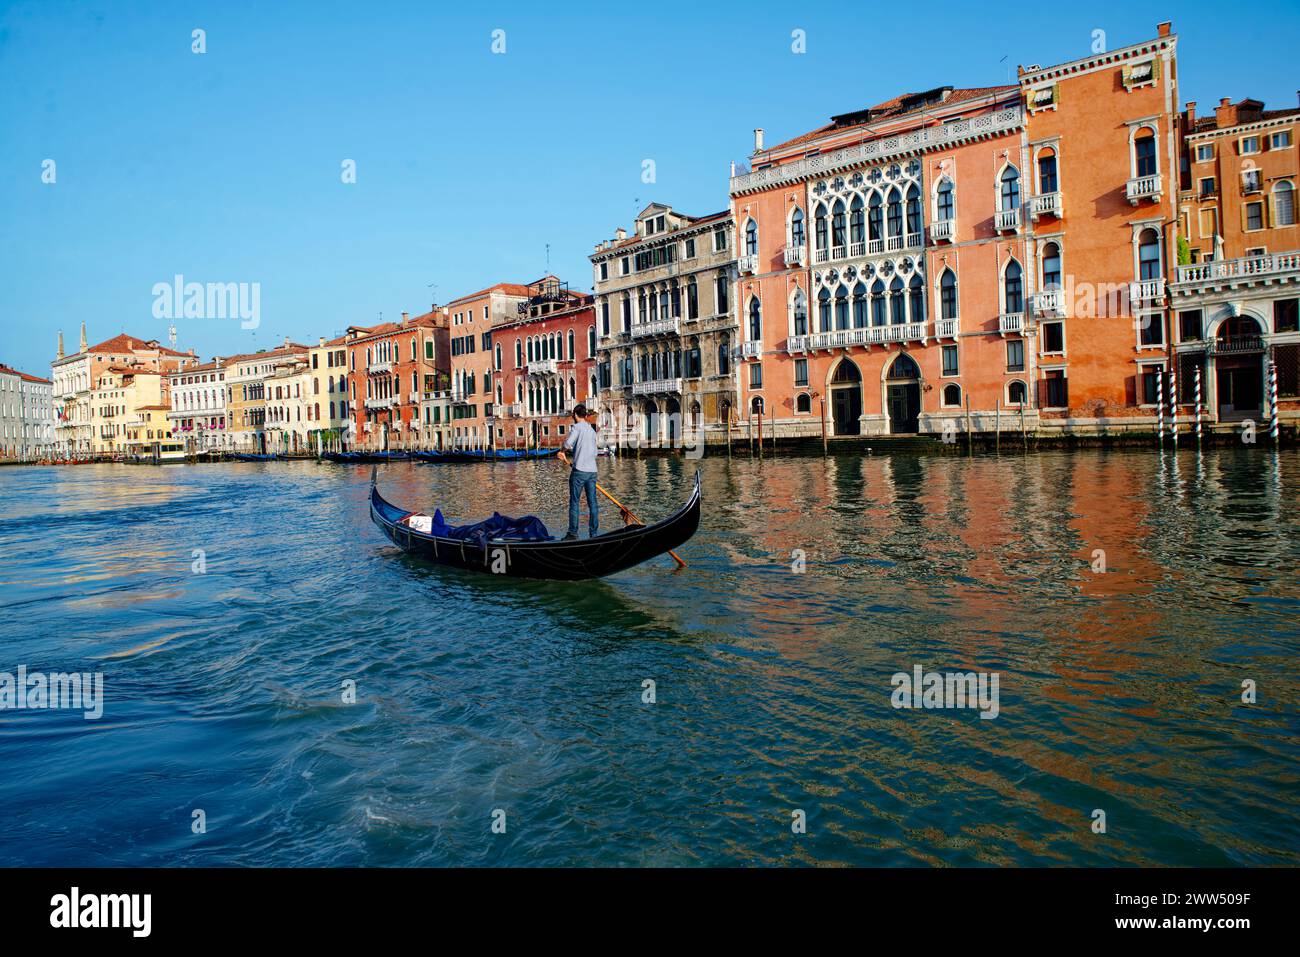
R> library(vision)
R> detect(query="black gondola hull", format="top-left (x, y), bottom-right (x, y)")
top-left (369, 471), bottom-right (700, 580)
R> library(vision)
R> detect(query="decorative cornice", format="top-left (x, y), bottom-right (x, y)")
top-left (730, 108), bottom-right (1024, 197)
top-left (1018, 36), bottom-right (1175, 86)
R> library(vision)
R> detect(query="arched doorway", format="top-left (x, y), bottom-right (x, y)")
top-left (829, 359), bottom-right (862, 435)
top-left (643, 400), bottom-right (659, 444)
top-left (1214, 316), bottom-right (1265, 420)
top-left (886, 353), bottom-right (921, 433)
top-left (665, 397), bottom-right (681, 444)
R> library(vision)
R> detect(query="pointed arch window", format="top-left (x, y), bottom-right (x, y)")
top-left (744, 219), bottom-right (758, 256)
top-left (909, 274), bottom-right (925, 324)
top-left (889, 277), bottom-right (906, 324)
top-left (814, 204), bottom-right (828, 252)
top-left (831, 200), bottom-right (847, 250)
top-left (1004, 259), bottom-right (1024, 314)
top-left (940, 269), bottom-right (958, 320)
top-left (868, 193), bottom-right (883, 242)
top-left (748, 298), bottom-right (762, 342)
top-left (790, 207), bottom-right (806, 247)
top-left (905, 184), bottom-right (922, 236)
top-left (1000, 166), bottom-right (1021, 212)
top-left (792, 289), bottom-right (809, 336)
top-left (871, 279), bottom-right (887, 326)
top-left (835, 285), bottom-right (850, 330)
top-left (817, 288), bottom-right (832, 333)
top-left (852, 282), bottom-right (868, 328)
top-left (718, 333), bottom-right (731, 376)
top-left (849, 196), bottom-right (865, 245)
top-left (936, 179), bottom-right (955, 221)
top-left (886, 188), bottom-right (903, 238)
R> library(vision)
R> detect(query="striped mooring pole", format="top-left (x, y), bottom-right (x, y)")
top-left (1155, 368), bottom-right (1164, 446)
top-left (1194, 364), bottom-right (1203, 443)
top-left (1168, 364), bottom-right (1178, 447)
top-left (1268, 355), bottom-right (1279, 442)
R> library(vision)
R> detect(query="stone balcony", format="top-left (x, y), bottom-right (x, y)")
top-left (813, 234), bottom-right (922, 265)
top-left (1129, 278), bottom-right (1167, 307)
top-left (1030, 191), bottom-right (1062, 221)
top-left (367, 361), bottom-right (393, 375)
top-left (529, 358), bottom-right (559, 375)
top-left (631, 377), bottom-right (682, 396)
top-left (929, 219), bottom-right (955, 243)
top-left (783, 244), bottom-right (807, 268)
top-left (738, 254), bottom-right (758, 275)
top-left (1126, 173), bottom-right (1162, 205)
top-left (735, 341), bottom-right (763, 360)
top-left (995, 208), bottom-right (1021, 233)
top-left (934, 317), bottom-right (959, 340)
top-left (630, 316), bottom-right (681, 339)
top-left (1172, 252), bottom-right (1300, 295)
top-left (785, 323), bottom-right (928, 352)
top-left (998, 312), bottom-right (1025, 336)
top-left (1031, 289), bottom-right (1067, 319)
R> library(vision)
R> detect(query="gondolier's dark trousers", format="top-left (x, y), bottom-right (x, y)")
top-left (567, 469), bottom-right (598, 537)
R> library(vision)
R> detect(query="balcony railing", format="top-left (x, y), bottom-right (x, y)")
top-left (813, 235), bottom-right (917, 264)
top-left (631, 377), bottom-right (683, 396)
top-left (738, 254), bottom-right (758, 275)
top-left (1129, 278), bottom-right (1167, 306)
top-left (929, 218), bottom-right (955, 243)
top-left (735, 340), bottom-right (762, 359)
top-left (934, 317), bottom-right (959, 340)
top-left (506, 402), bottom-right (523, 416)
top-left (1126, 173), bottom-right (1162, 205)
top-left (367, 361), bottom-right (393, 375)
top-left (630, 316), bottom-right (681, 339)
top-left (1174, 252), bottom-right (1300, 286)
top-left (1032, 289), bottom-right (1067, 318)
top-left (1207, 336), bottom-right (1265, 356)
top-left (785, 323), bottom-right (927, 352)
top-left (529, 358), bottom-right (559, 375)
top-left (783, 244), bottom-right (806, 268)
top-left (999, 312), bottom-right (1025, 336)
top-left (995, 208), bottom-right (1021, 232)
top-left (1031, 191), bottom-right (1062, 220)
top-left (364, 397), bottom-right (394, 410)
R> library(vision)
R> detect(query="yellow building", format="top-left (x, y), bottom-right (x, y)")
top-left (91, 367), bottom-right (166, 455)
top-left (122, 405), bottom-right (180, 459)
top-left (225, 340), bottom-right (308, 452)
top-left (307, 335), bottom-right (351, 452)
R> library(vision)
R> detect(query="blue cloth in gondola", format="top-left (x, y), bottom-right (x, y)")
top-left (429, 509), bottom-right (551, 546)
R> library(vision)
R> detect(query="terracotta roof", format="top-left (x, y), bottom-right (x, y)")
top-left (136, 404), bottom-right (170, 411)
top-left (0, 363), bottom-right (51, 384)
top-left (225, 343), bottom-right (310, 364)
top-left (764, 85), bottom-right (1017, 153)
top-left (105, 365), bottom-right (162, 376)
top-left (445, 282), bottom-right (532, 306)
top-left (344, 315), bottom-right (441, 340)
top-left (86, 333), bottom-right (191, 357)
top-left (602, 211), bottom-right (731, 252)
top-left (170, 359), bottom-right (223, 374)
top-left (1190, 106), bottom-right (1300, 133)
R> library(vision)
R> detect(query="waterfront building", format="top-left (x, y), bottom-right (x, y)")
top-left (167, 359), bottom-right (230, 453)
top-left (1172, 95), bottom-right (1299, 424)
top-left (0, 364), bottom-right (23, 458)
top-left (490, 277), bottom-right (597, 448)
top-left (226, 341), bottom-right (309, 453)
top-left (591, 205), bottom-right (738, 448)
top-left (17, 368), bottom-right (55, 458)
top-left (122, 405), bottom-right (176, 458)
top-left (263, 352), bottom-right (314, 454)
top-left (52, 326), bottom-right (197, 456)
top-left (727, 23), bottom-right (1180, 439)
top-left (307, 336), bottom-right (352, 453)
top-left (90, 366), bottom-right (166, 455)
top-left (444, 283), bottom-right (530, 449)
top-left (345, 310), bottom-right (448, 451)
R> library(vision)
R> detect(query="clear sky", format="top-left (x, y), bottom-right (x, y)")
top-left (1, 0), bottom-right (1297, 375)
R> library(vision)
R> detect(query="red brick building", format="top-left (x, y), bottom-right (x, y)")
top-left (491, 277), bottom-right (598, 448)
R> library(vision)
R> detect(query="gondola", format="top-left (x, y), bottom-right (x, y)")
top-left (460, 448), bottom-right (560, 462)
top-left (231, 452), bottom-right (279, 461)
top-left (411, 450), bottom-right (477, 463)
top-left (323, 450), bottom-right (410, 463)
top-left (369, 468), bottom-right (701, 580)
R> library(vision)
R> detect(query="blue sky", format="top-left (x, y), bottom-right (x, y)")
top-left (1, 0), bottom-right (1297, 375)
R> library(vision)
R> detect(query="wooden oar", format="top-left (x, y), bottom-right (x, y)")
top-left (594, 481), bottom-right (687, 569)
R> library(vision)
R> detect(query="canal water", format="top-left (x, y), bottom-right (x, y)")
top-left (0, 449), bottom-right (1296, 866)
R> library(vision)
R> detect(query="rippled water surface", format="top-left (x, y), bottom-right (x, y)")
top-left (0, 449), bottom-right (1296, 866)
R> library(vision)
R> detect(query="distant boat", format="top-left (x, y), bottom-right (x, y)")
top-left (231, 452), bottom-right (279, 462)
top-left (461, 448), bottom-right (560, 462)
top-left (322, 450), bottom-right (410, 463)
top-left (411, 450), bottom-right (476, 463)
top-left (370, 469), bottom-right (700, 580)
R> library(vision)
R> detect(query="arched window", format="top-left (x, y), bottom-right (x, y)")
top-left (748, 297), bottom-right (762, 341)
top-left (744, 219), bottom-right (758, 256)
top-left (514, 339), bottom-right (523, 367)
top-left (905, 184), bottom-right (921, 237)
top-left (831, 199), bottom-right (847, 251)
top-left (566, 330), bottom-right (574, 360)
top-left (1007, 380), bottom-right (1027, 405)
top-left (750, 396), bottom-right (764, 415)
top-left (790, 207), bottom-right (806, 247)
top-left (868, 193), bottom-right (883, 243)
top-left (1004, 259), bottom-right (1024, 314)
top-left (814, 203), bottom-right (828, 252)
top-left (942, 383), bottom-right (961, 407)
top-left (940, 269), bottom-right (958, 319)
top-left (852, 282), bottom-right (868, 328)
top-left (909, 274), bottom-right (925, 324)
top-left (889, 277), bottom-right (905, 324)
top-left (886, 188), bottom-right (903, 239)
top-left (849, 196), bottom-right (865, 246)
top-left (686, 336), bottom-right (701, 378)
top-left (1042, 242), bottom-right (1062, 289)
top-left (792, 289), bottom-right (808, 336)
top-left (796, 393), bottom-right (812, 413)
top-left (1000, 166), bottom-right (1020, 211)
top-left (936, 178), bottom-right (955, 221)
top-left (494, 343), bottom-right (502, 370)
top-left (1037, 148), bottom-right (1058, 193)
top-left (718, 334), bottom-right (731, 376)
top-left (888, 354), bottom-right (920, 379)
top-left (1138, 229), bottom-right (1162, 280)
top-left (817, 288), bottom-right (832, 333)
top-left (588, 326), bottom-right (596, 356)
top-left (833, 285), bottom-right (849, 330)
top-left (1275, 181), bottom-right (1296, 226)
top-left (871, 279), bottom-right (887, 326)
top-left (1134, 130), bottom-right (1157, 177)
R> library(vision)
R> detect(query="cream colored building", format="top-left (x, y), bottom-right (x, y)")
top-left (91, 366), bottom-right (166, 455)
top-left (591, 204), bottom-right (739, 448)
top-left (307, 335), bottom-right (351, 452)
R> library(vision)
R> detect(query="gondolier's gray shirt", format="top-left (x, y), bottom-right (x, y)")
top-left (563, 421), bottom-right (599, 473)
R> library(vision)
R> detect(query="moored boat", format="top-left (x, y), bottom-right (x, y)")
top-left (231, 452), bottom-right (279, 462)
top-left (370, 469), bottom-right (701, 580)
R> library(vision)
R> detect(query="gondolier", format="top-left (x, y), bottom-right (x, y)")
top-left (558, 404), bottom-right (600, 541)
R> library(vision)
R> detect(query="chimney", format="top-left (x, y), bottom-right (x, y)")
top-left (1215, 97), bottom-right (1236, 128)
top-left (282, 336), bottom-right (290, 349)
top-left (615, 227), bottom-right (627, 241)
top-left (754, 128), bottom-right (765, 152)
top-left (1157, 21), bottom-right (1172, 38)
top-left (319, 336), bottom-right (326, 347)
top-left (1185, 101), bottom-right (1196, 126)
